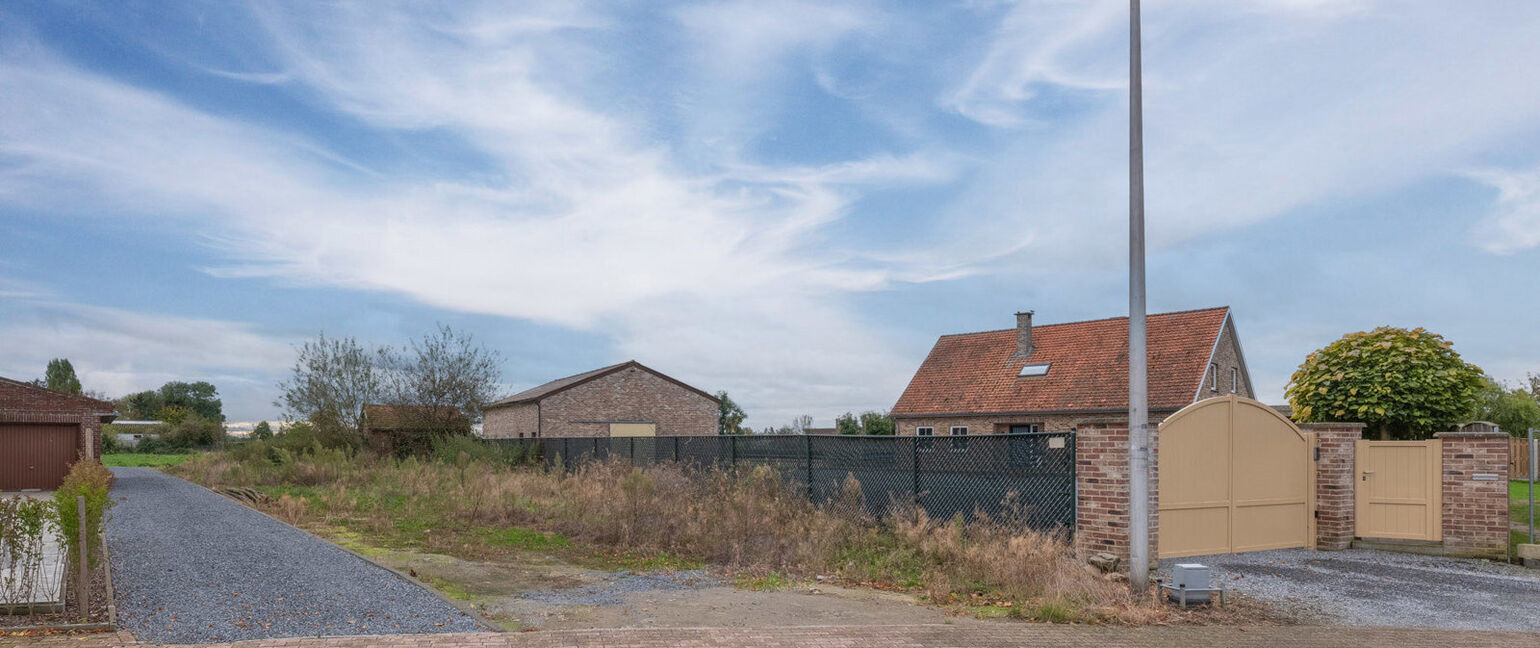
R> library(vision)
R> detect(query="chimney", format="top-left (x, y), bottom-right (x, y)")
top-left (1014, 311), bottom-right (1034, 358)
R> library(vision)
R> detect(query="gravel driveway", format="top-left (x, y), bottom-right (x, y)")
top-left (107, 468), bottom-right (484, 644)
top-left (1161, 548), bottom-right (1540, 630)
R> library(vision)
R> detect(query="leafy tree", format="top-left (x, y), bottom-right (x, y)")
top-left (835, 412), bottom-right (860, 435)
top-left (44, 358), bottom-right (83, 394)
top-left (859, 411), bottom-right (896, 436)
top-left (116, 390), bottom-right (164, 420)
top-left (1476, 379), bottom-right (1540, 437)
top-left (157, 381), bottom-right (224, 423)
top-left (159, 414), bottom-right (225, 449)
top-left (253, 420), bottom-right (274, 440)
top-left (1286, 327), bottom-right (1485, 440)
top-left (716, 391), bottom-right (748, 435)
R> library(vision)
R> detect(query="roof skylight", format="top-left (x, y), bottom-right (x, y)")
top-left (1019, 363), bottom-right (1051, 377)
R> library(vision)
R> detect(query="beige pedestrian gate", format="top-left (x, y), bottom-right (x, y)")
top-left (1158, 395), bottom-right (1316, 558)
top-left (1354, 440), bottom-right (1441, 541)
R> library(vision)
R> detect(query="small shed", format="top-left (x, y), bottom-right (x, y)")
top-left (0, 377), bottom-right (117, 490)
top-left (360, 404), bottom-right (470, 456)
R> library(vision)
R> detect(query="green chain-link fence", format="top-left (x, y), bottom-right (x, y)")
top-left (488, 431), bottom-right (1075, 532)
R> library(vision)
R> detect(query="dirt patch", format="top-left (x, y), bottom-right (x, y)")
top-left (355, 545), bottom-right (986, 631)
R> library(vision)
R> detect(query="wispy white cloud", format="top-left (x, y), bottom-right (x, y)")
top-left (1469, 166), bottom-right (1540, 254)
top-left (0, 290), bottom-right (295, 413)
top-left (0, 4), bottom-right (944, 425)
top-left (3, 0), bottom-right (1539, 423)
top-left (936, 1), bottom-right (1540, 270)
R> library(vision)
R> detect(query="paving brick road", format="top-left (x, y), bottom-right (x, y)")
top-left (8, 625), bottom-right (1538, 648)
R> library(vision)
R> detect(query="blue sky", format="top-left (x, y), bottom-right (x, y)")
top-left (3, 1), bottom-right (1538, 427)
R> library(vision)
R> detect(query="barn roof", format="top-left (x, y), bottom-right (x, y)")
top-left (486, 360), bottom-right (718, 409)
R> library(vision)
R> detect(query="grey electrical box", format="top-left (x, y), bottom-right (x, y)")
top-left (1169, 563), bottom-right (1213, 603)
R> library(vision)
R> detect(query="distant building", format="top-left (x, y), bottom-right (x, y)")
top-left (482, 361), bottom-right (719, 439)
top-left (109, 420), bottom-right (163, 448)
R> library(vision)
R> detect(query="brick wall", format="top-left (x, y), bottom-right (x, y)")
top-left (0, 378), bottom-right (114, 460)
top-left (1073, 422), bottom-right (1158, 565)
top-left (1197, 318), bottom-right (1254, 399)
top-left (1436, 429), bottom-right (1510, 558)
top-left (1301, 422), bottom-right (1363, 550)
top-left (482, 402), bottom-right (539, 439)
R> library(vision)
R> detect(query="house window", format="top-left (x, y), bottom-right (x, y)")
top-left (1230, 367), bottom-right (1239, 393)
top-left (950, 425), bottom-right (968, 452)
top-left (1009, 423), bottom-right (1040, 435)
top-left (916, 426), bottom-right (934, 451)
top-left (1208, 363), bottom-right (1218, 391)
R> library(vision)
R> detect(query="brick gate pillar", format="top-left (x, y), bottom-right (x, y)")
top-left (1074, 422), bottom-right (1157, 567)
top-left (1437, 425), bottom-right (1510, 558)
top-left (1301, 422), bottom-right (1363, 550)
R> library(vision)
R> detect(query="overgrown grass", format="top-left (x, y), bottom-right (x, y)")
top-left (1513, 481), bottom-right (1534, 526)
top-left (103, 452), bottom-right (192, 467)
top-left (169, 447), bottom-right (1162, 624)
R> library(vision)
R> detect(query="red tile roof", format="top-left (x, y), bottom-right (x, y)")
top-left (891, 307), bottom-right (1230, 417)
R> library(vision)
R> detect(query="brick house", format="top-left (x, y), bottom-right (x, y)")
top-left (1, 376), bottom-right (117, 489)
top-left (481, 361), bottom-right (719, 438)
top-left (891, 307), bottom-right (1251, 440)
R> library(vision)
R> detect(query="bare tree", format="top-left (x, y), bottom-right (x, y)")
top-left (276, 333), bottom-right (384, 448)
top-left (378, 325), bottom-right (502, 452)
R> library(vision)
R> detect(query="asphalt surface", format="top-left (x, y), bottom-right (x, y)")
top-left (1160, 548), bottom-right (1540, 630)
top-left (106, 468), bottom-right (484, 644)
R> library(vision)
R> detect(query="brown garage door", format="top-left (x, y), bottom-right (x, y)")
top-left (0, 423), bottom-right (79, 490)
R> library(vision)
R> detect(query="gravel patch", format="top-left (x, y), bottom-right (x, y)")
top-left (520, 570), bottom-right (723, 606)
top-left (107, 468), bottom-right (484, 644)
top-left (1160, 548), bottom-right (1540, 630)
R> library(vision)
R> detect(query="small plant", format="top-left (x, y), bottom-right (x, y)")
top-left (53, 458), bottom-right (115, 568)
top-left (734, 572), bottom-right (792, 591)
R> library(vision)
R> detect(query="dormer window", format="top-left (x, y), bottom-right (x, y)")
top-left (1019, 363), bottom-right (1051, 377)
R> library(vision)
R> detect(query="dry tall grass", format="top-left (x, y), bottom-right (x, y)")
top-left (173, 447), bottom-right (1162, 623)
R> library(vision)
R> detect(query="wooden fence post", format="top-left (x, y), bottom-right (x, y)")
top-left (76, 495), bottom-right (88, 620)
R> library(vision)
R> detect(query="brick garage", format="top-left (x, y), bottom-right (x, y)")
top-left (482, 361), bottom-right (718, 439)
top-left (0, 376), bottom-right (117, 490)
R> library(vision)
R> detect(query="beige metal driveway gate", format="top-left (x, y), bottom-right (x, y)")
top-left (1158, 395), bottom-right (1316, 558)
top-left (1354, 440), bottom-right (1441, 541)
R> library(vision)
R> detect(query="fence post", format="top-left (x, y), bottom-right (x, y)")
top-left (805, 435), bottom-right (814, 502)
top-left (631, 436), bottom-right (636, 463)
top-left (912, 436), bottom-right (920, 509)
top-left (729, 435), bottom-right (737, 471)
top-left (1529, 428), bottom-right (1535, 544)
top-left (76, 495), bottom-right (88, 620)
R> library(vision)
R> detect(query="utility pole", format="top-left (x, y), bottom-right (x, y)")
top-left (1127, 0), bottom-right (1151, 593)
